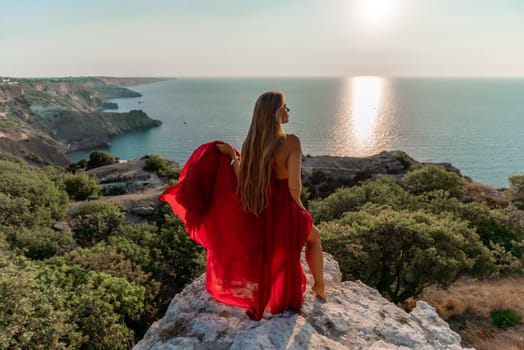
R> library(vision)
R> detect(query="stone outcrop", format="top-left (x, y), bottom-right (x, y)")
top-left (302, 150), bottom-right (462, 199)
top-left (83, 159), bottom-right (170, 222)
top-left (56, 109), bottom-right (161, 152)
top-left (86, 159), bottom-right (166, 193)
top-left (134, 254), bottom-right (471, 350)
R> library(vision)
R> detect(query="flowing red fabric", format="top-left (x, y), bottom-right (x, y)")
top-left (159, 141), bottom-right (313, 320)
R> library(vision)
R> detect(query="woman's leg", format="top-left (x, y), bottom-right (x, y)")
top-left (306, 225), bottom-right (326, 299)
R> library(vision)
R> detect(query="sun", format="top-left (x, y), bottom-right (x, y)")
top-left (357, 0), bottom-right (399, 28)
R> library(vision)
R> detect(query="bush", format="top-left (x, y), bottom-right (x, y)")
top-left (309, 176), bottom-right (410, 223)
top-left (300, 186), bottom-right (311, 208)
top-left (70, 201), bottom-right (125, 247)
top-left (52, 242), bottom-right (151, 286)
top-left (460, 203), bottom-right (523, 260)
top-left (0, 160), bottom-right (69, 227)
top-left (0, 151), bottom-right (27, 165)
top-left (491, 309), bottom-right (522, 330)
top-left (86, 151), bottom-right (117, 170)
top-left (63, 172), bottom-right (102, 200)
top-left (509, 174), bottom-right (524, 209)
top-left (308, 186), bottom-right (365, 222)
top-left (0, 241), bottom-right (83, 349)
top-left (142, 154), bottom-right (181, 180)
top-left (320, 205), bottom-right (496, 303)
top-left (37, 263), bottom-right (145, 349)
top-left (7, 226), bottom-right (74, 260)
top-left (403, 165), bottom-right (464, 198)
top-left (109, 212), bottom-right (206, 321)
top-left (0, 193), bottom-right (33, 227)
top-left (48, 240), bottom-right (160, 341)
top-left (406, 191), bottom-right (524, 270)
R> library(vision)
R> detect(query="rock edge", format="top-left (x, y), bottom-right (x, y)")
top-left (134, 253), bottom-right (472, 350)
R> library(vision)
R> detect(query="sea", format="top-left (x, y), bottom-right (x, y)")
top-left (67, 77), bottom-right (524, 188)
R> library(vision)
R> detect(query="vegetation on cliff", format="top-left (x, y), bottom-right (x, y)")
top-left (0, 152), bottom-right (523, 348)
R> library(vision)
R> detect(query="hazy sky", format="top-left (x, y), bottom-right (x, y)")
top-left (1, 0), bottom-right (523, 77)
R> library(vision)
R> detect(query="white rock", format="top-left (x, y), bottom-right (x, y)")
top-left (134, 253), bottom-right (472, 350)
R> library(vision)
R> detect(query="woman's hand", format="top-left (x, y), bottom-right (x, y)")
top-left (216, 142), bottom-right (236, 158)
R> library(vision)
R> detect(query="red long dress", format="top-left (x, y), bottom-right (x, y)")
top-left (159, 141), bottom-right (313, 320)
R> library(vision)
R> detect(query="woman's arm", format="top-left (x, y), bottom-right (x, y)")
top-left (216, 142), bottom-right (240, 179)
top-left (286, 134), bottom-right (305, 209)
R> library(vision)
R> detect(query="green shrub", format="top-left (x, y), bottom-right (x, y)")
top-left (0, 151), bottom-right (27, 165)
top-left (7, 226), bottom-right (74, 260)
top-left (86, 151), bottom-right (117, 170)
top-left (309, 176), bottom-right (410, 223)
top-left (107, 224), bottom-right (158, 270)
top-left (52, 242), bottom-right (151, 285)
top-left (63, 172), bottom-right (102, 200)
top-left (108, 213), bottom-right (205, 321)
top-left (491, 308), bottom-right (522, 330)
top-left (0, 193), bottom-right (33, 227)
top-left (0, 240), bottom-right (83, 348)
top-left (301, 186), bottom-right (311, 208)
top-left (309, 186), bottom-right (366, 222)
top-left (0, 160), bottom-right (69, 227)
top-left (460, 203), bottom-right (523, 259)
top-left (320, 205), bottom-right (496, 303)
top-left (40, 164), bottom-right (66, 184)
top-left (37, 263), bottom-right (145, 349)
top-left (142, 154), bottom-right (181, 180)
top-left (403, 165), bottom-right (464, 198)
top-left (406, 191), bottom-right (524, 269)
top-left (509, 174), bottom-right (524, 209)
top-left (70, 201), bottom-right (125, 247)
top-left (47, 239), bottom-right (161, 341)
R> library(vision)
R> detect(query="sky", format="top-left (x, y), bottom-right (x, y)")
top-left (1, 0), bottom-right (523, 77)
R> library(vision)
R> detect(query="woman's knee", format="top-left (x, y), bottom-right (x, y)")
top-left (307, 225), bottom-right (321, 244)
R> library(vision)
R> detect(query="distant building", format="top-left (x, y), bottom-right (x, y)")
top-left (1, 77), bottom-right (18, 85)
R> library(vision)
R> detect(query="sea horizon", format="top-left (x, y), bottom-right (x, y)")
top-left (67, 76), bottom-right (524, 188)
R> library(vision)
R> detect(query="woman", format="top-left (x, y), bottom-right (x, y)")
top-left (160, 91), bottom-right (325, 320)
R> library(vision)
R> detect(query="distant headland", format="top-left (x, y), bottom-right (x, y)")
top-left (0, 76), bottom-right (170, 166)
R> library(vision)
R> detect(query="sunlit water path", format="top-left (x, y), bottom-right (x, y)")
top-left (68, 77), bottom-right (524, 187)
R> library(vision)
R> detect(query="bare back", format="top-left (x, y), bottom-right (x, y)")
top-left (273, 138), bottom-right (291, 180)
top-left (273, 134), bottom-right (303, 207)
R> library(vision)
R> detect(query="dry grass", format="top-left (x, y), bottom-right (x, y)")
top-left (416, 275), bottom-right (524, 350)
top-left (463, 180), bottom-right (509, 208)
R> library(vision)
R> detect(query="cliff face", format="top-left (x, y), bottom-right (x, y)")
top-left (55, 109), bottom-right (161, 152)
top-left (0, 77), bottom-right (164, 165)
top-left (0, 85), bottom-right (23, 103)
top-left (134, 254), bottom-right (471, 350)
top-left (0, 122), bottom-right (70, 166)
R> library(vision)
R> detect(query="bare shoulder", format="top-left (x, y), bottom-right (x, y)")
top-left (284, 133), bottom-right (301, 151)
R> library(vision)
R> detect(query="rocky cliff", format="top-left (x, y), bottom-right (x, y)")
top-left (55, 109), bottom-right (161, 152)
top-left (302, 150), bottom-right (462, 199)
top-left (0, 77), bottom-right (164, 165)
top-left (134, 254), bottom-right (471, 350)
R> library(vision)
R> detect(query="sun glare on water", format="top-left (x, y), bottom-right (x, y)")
top-left (351, 76), bottom-right (383, 144)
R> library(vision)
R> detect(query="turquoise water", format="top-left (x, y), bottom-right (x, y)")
top-left (67, 77), bottom-right (524, 188)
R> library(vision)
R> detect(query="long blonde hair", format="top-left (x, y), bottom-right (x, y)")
top-left (237, 91), bottom-right (286, 216)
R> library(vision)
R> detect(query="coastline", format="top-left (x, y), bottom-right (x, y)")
top-left (0, 77), bottom-right (165, 166)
